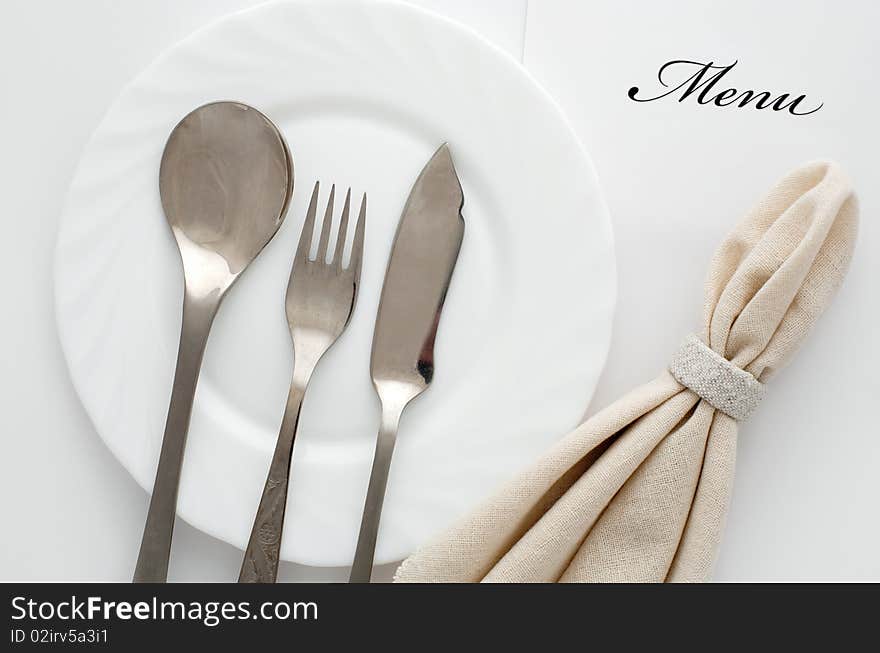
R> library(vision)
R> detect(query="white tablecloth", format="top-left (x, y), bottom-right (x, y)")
top-left (1, 0), bottom-right (875, 581)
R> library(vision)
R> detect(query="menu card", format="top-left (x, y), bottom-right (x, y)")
top-left (523, 0), bottom-right (878, 580)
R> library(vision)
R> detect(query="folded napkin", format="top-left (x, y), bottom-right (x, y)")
top-left (395, 161), bottom-right (858, 582)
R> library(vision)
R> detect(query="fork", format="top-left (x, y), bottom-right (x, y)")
top-left (239, 182), bottom-right (366, 583)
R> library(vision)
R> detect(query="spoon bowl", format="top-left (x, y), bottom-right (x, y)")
top-left (160, 101), bottom-right (293, 288)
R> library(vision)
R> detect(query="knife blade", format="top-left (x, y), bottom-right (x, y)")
top-left (350, 143), bottom-right (465, 582)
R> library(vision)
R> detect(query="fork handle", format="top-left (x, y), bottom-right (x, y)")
top-left (239, 381), bottom-right (306, 583)
top-left (349, 404), bottom-right (403, 583)
top-left (134, 288), bottom-right (220, 583)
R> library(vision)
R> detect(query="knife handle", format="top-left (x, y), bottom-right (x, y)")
top-left (350, 405), bottom-right (403, 583)
top-left (238, 381), bottom-right (306, 583)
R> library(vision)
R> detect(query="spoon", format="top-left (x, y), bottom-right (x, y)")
top-left (133, 101), bottom-right (293, 582)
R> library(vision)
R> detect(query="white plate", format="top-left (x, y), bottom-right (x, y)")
top-left (54, 0), bottom-right (615, 566)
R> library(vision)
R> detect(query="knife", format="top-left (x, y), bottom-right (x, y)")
top-left (349, 144), bottom-right (465, 582)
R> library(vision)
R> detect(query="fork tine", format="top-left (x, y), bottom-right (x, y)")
top-left (295, 182), bottom-right (321, 265)
top-left (348, 193), bottom-right (366, 277)
top-left (316, 184), bottom-right (335, 262)
top-left (333, 188), bottom-right (352, 267)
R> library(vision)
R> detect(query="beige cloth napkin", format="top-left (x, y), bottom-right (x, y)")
top-left (395, 161), bottom-right (858, 583)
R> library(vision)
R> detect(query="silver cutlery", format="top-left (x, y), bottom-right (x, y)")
top-left (239, 182), bottom-right (366, 583)
top-left (349, 144), bottom-right (465, 582)
top-left (134, 101), bottom-right (293, 582)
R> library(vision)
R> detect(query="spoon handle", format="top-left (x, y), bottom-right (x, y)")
top-left (350, 404), bottom-right (404, 583)
top-left (238, 381), bottom-right (306, 583)
top-left (133, 288), bottom-right (220, 582)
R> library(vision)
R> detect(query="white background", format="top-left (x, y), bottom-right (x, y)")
top-left (1, 0), bottom-right (877, 581)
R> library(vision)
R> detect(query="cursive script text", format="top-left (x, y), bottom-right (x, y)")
top-left (628, 59), bottom-right (822, 116)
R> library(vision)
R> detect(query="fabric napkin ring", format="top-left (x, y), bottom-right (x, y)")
top-left (669, 334), bottom-right (765, 421)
